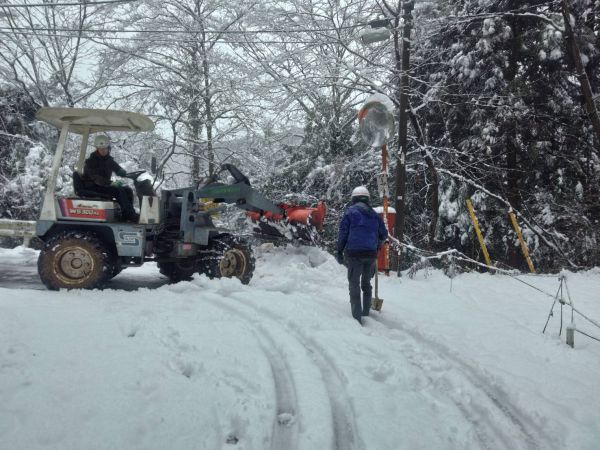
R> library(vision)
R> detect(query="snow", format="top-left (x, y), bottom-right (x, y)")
top-left (576, 181), bottom-right (584, 199)
top-left (1, 245), bottom-right (600, 450)
top-left (550, 48), bottom-right (563, 60)
top-left (363, 94), bottom-right (395, 115)
top-left (358, 95), bottom-right (396, 148)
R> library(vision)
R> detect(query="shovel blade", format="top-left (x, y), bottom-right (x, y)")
top-left (372, 298), bottom-right (384, 312)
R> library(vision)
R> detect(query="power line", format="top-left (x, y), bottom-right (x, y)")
top-left (0, 29), bottom-right (331, 44)
top-left (0, 0), bottom-right (135, 7)
top-left (0, 24), bottom-right (362, 34)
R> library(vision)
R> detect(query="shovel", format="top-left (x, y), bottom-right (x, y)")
top-left (372, 260), bottom-right (384, 312)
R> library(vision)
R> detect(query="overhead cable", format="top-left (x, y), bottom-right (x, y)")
top-left (0, 24), bottom-right (362, 34)
top-left (0, 29), bottom-right (328, 44)
top-left (0, 0), bottom-right (136, 7)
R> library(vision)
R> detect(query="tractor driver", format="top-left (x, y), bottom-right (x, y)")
top-left (82, 134), bottom-right (139, 222)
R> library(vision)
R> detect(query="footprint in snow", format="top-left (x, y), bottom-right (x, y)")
top-left (170, 358), bottom-right (204, 379)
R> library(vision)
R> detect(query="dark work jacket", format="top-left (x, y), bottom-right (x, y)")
top-left (337, 201), bottom-right (388, 258)
top-left (82, 151), bottom-right (125, 187)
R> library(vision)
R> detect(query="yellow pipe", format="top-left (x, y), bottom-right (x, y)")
top-left (466, 199), bottom-right (492, 267)
top-left (508, 210), bottom-right (536, 273)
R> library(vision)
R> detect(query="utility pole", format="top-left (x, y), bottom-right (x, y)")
top-left (561, 0), bottom-right (600, 189)
top-left (393, 0), bottom-right (413, 273)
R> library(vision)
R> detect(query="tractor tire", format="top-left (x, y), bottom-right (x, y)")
top-left (110, 261), bottom-right (124, 279)
top-left (38, 231), bottom-right (114, 290)
top-left (157, 259), bottom-right (196, 283)
top-left (203, 234), bottom-right (255, 285)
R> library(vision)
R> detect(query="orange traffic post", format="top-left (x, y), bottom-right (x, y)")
top-left (381, 144), bottom-right (390, 275)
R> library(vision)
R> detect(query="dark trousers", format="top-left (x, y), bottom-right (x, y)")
top-left (88, 184), bottom-right (136, 220)
top-left (346, 256), bottom-right (377, 323)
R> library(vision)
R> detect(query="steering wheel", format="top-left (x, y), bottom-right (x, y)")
top-left (124, 170), bottom-right (146, 180)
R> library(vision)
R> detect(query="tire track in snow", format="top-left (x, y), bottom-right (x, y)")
top-left (248, 268), bottom-right (549, 450)
top-left (212, 299), bottom-right (299, 450)
top-left (252, 261), bottom-right (551, 449)
top-left (367, 313), bottom-right (555, 450)
top-left (150, 300), bottom-right (299, 450)
top-left (145, 324), bottom-right (226, 449)
top-left (225, 294), bottom-right (364, 450)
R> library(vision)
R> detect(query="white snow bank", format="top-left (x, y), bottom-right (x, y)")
top-left (0, 244), bottom-right (599, 450)
top-left (0, 245), bottom-right (39, 265)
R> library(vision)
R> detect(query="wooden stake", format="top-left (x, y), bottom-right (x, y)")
top-left (466, 199), bottom-right (492, 268)
top-left (508, 210), bottom-right (536, 273)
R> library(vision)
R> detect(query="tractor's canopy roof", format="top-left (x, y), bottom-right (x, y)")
top-left (36, 107), bottom-right (154, 134)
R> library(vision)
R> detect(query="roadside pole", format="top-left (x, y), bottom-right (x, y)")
top-left (358, 98), bottom-right (395, 274)
top-left (381, 144), bottom-right (390, 275)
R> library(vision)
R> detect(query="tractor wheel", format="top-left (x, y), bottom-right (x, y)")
top-left (38, 231), bottom-right (114, 290)
top-left (204, 234), bottom-right (255, 285)
top-left (110, 261), bottom-right (124, 279)
top-left (157, 259), bottom-right (196, 283)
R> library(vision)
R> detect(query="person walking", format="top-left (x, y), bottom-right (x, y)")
top-left (337, 186), bottom-right (388, 325)
top-left (82, 134), bottom-right (138, 222)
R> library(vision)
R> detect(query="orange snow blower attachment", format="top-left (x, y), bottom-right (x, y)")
top-left (246, 200), bottom-right (326, 244)
top-left (194, 163), bottom-right (326, 244)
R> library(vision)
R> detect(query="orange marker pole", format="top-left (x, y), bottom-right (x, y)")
top-left (382, 144), bottom-right (390, 275)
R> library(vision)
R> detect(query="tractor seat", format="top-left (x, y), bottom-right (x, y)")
top-left (72, 171), bottom-right (114, 200)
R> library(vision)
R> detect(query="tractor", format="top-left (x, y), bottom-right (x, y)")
top-left (34, 107), bottom-right (325, 290)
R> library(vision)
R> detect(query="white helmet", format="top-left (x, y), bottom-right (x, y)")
top-left (351, 186), bottom-right (370, 198)
top-left (94, 134), bottom-right (110, 148)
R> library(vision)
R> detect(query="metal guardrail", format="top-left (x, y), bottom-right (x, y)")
top-left (0, 219), bottom-right (36, 245)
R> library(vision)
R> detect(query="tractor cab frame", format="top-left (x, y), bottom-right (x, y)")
top-left (37, 107), bottom-right (155, 222)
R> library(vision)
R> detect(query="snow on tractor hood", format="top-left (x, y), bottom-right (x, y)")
top-left (36, 107), bottom-right (155, 134)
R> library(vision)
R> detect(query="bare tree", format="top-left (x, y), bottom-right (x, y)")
top-left (95, 0), bottom-right (259, 184)
top-left (0, 1), bottom-right (115, 106)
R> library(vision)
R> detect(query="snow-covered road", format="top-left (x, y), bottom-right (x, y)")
top-left (1, 245), bottom-right (599, 450)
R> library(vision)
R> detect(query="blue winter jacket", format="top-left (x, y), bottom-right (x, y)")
top-left (337, 201), bottom-right (388, 257)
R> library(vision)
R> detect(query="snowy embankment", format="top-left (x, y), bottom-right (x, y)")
top-left (0, 245), bottom-right (599, 450)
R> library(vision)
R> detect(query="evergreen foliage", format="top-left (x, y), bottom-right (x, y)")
top-left (1, 87), bottom-right (49, 221)
top-left (408, 0), bottom-right (600, 269)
